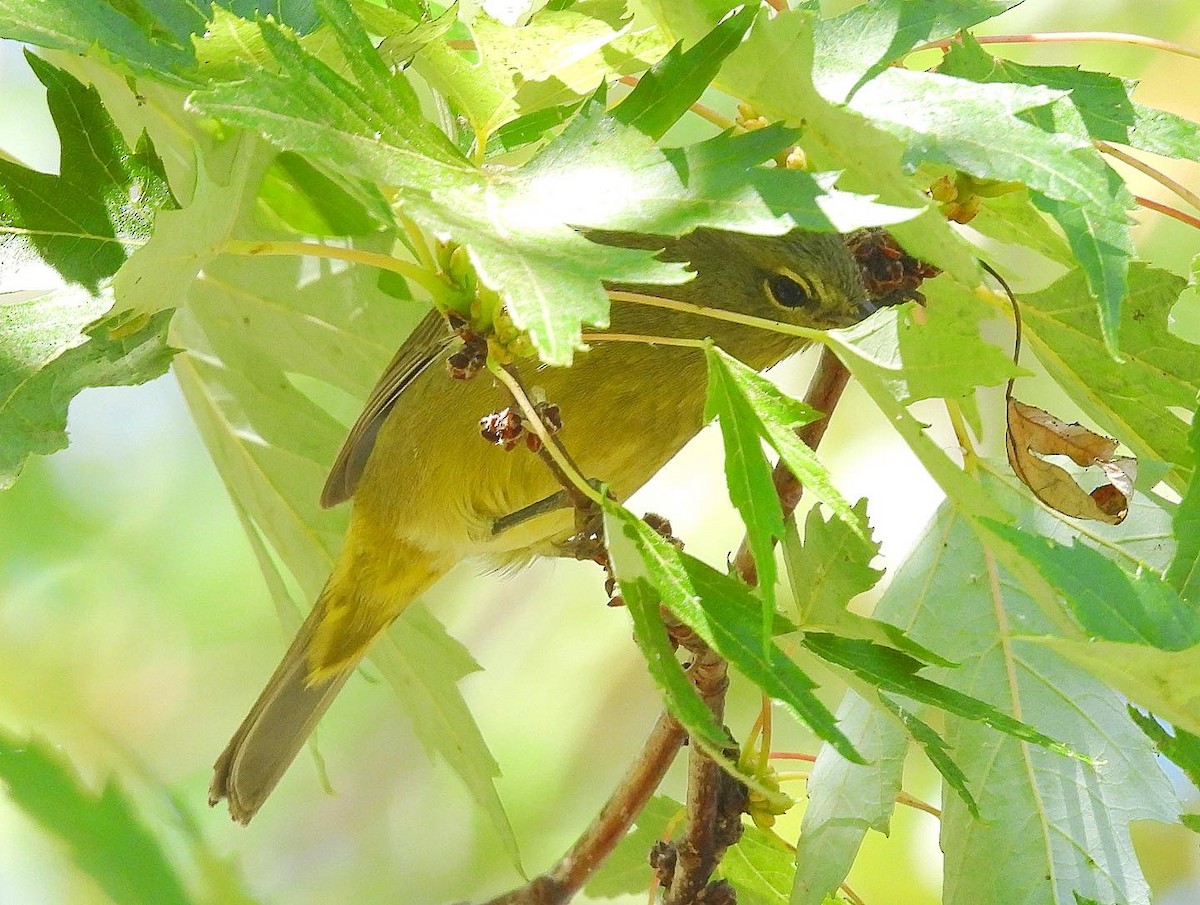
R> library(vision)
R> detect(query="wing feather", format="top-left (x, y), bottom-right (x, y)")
top-left (320, 310), bottom-right (453, 508)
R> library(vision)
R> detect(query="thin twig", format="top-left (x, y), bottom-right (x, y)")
top-left (222, 239), bottom-right (447, 296)
top-left (732, 347), bottom-right (851, 584)
top-left (1135, 194), bottom-right (1200, 231)
top-left (914, 31), bottom-right (1200, 63)
top-left (1097, 141), bottom-right (1200, 213)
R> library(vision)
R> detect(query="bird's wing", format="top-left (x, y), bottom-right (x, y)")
top-left (320, 309), bottom-right (454, 508)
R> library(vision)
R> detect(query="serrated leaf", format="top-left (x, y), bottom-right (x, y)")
top-left (782, 506), bottom-right (951, 667)
top-left (192, 19), bottom-right (910, 365)
top-left (704, 345), bottom-right (791, 643)
top-left (0, 731), bottom-right (194, 905)
top-left (584, 795), bottom-right (683, 898)
top-left (0, 53), bottom-right (176, 294)
top-left (863, 479), bottom-right (1178, 905)
top-left (985, 521), bottom-right (1200, 651)
top-left (829, 292), bottom-right (1021, 409)
top-left (613, 4), bottom-right (756, 140)
top-left (811, 0), bottom-right (1018, 102)
top-left (717, 824), bottom-right (792, 905)
top-left (1020, 263), bottom-right (1199, 493)
top-left (802, 632), bottom-right (1074, 757)
top-left (618, 570), bottom-right (734, 753)
top-left (711, 6), bottom-right (981, 283)
top-left (705, 346), bottom-right (865, 538)
top-left (603, 500), bottom-right (861, 765)
top-left (941, 32), bottom-right (1200, 164)
top-left (843, 65), bottom-right (1135, 348)
top-left (0, 290), bottom-right (174, 489)
top-left (0, 0), bottom-right (196, 85)
top-left (876, 695), bottom-right (978, 818)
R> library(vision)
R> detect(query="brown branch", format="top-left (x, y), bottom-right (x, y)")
top-left (481, 713), bottom-right (687, 905)
top-left (732, 346), bottom-right (852, 585)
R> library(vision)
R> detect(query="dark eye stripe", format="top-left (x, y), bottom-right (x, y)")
top-left (765, 272), bottom-right (814, 308)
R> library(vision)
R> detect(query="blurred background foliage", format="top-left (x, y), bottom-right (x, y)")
top-left (2, 1), bottom-right (1200, 903)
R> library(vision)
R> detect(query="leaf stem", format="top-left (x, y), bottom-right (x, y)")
top-left (607, 290), bottom-right (823, 342)
top-left (943, 399), bottom-right (979, 474)
top-left (580, 332), bottom-right (711, 349)
top-left (1134, 195), bottom-right (1200, 231)
top-left (399, 213), bottom-right (436, 270)
top-left (1097, 141), bottom-right (1200, 212)
top-left (222, 239), bottom-right (448, 296)
top-left (895, 791), bottom-right (942, 819)
top-left (915, 31), bottom-right (1200, 63)
top-left (769, 751), bottom-right (817, 763)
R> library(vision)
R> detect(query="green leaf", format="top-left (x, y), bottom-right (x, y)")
top-left (802, 632), bottom-right (1075, 757)
top-left (256, 152), bottom-right (389, 236)
top-left (0, 291), bottom-right (174, 489)
top-left (618, 567), bottom-right (734, 753)
top-left (963, 186), bottom-right (1076, 268)
top-left (1020, 263), bottom-right (1199, 492)
top-left (811, 0), bottom-right (1018, 102)
top-left (1127, 707), bottom-right (1200, 797)
top-left (875, 695), bottom-right (978, 818)
top-left (113, 134), bottom-right (272, 320)
top-left (704, 345), bottom-right (792, 642)
top-left (0, 0), bottom-right (196, 85)
top-left (1166, 405), bottom-right (1200, 600)
top-left (0, 53), bottom-right (176, 294)
top-left (718, 824), bottom-right (792, 905)
top-left (941, 33), bottom-right (1200, 164)
top-left (792, 692), bottom-right (906, 905)
top-left (713, 6), bottom-right (980, 283)
top-left (484, 103), bottom-right (582, 157)
top-left (985, 521), bottom-right (1200, 651)
top-left (584, 795), bottom-right (682, 898)
top-left (603, 500), bottom-right (861, 764)
top-left (782, 506), bottom-right (950, 667)
top-left (190, 14), bottom-right (912, 365)
top-left (0, 731), bottom-right (194, 905)
top-left (402, 0), bottom-right (667, 142)
top-left (705, 346), bottom-right (865, 537)
top-left (866, 481), bottom-right (1177, 905)
top-left (613, 4), bottom-right (757, 140)
top-left (843, 65), bottom-right (1134, 348)
top-left (829, 292), bottom-right (1021, 410)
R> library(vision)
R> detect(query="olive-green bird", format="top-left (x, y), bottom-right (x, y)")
top-left (210, 228), bottom-right (870, 823)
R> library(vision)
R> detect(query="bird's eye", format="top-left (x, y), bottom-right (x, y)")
top-left (764, 271), bottom-right (814, 309)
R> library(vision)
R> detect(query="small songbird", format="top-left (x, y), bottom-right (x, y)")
top-left (210, 227), bottom-right (870, 823)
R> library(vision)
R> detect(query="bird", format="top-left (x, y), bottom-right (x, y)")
top-left (210, 227), bottom-right (870, 824)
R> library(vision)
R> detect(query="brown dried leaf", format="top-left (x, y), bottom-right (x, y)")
top-left (1005, 399), bottom-right (1137, 524)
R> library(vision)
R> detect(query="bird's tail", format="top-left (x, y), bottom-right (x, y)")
top-left (210, 535), bottom-right (444, 824)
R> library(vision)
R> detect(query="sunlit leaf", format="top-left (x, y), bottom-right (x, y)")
top-left (0, 53), bottom-right (175, 294)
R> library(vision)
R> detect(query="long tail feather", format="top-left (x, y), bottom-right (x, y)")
top-left (211, 535), bottom-right (444, 823)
